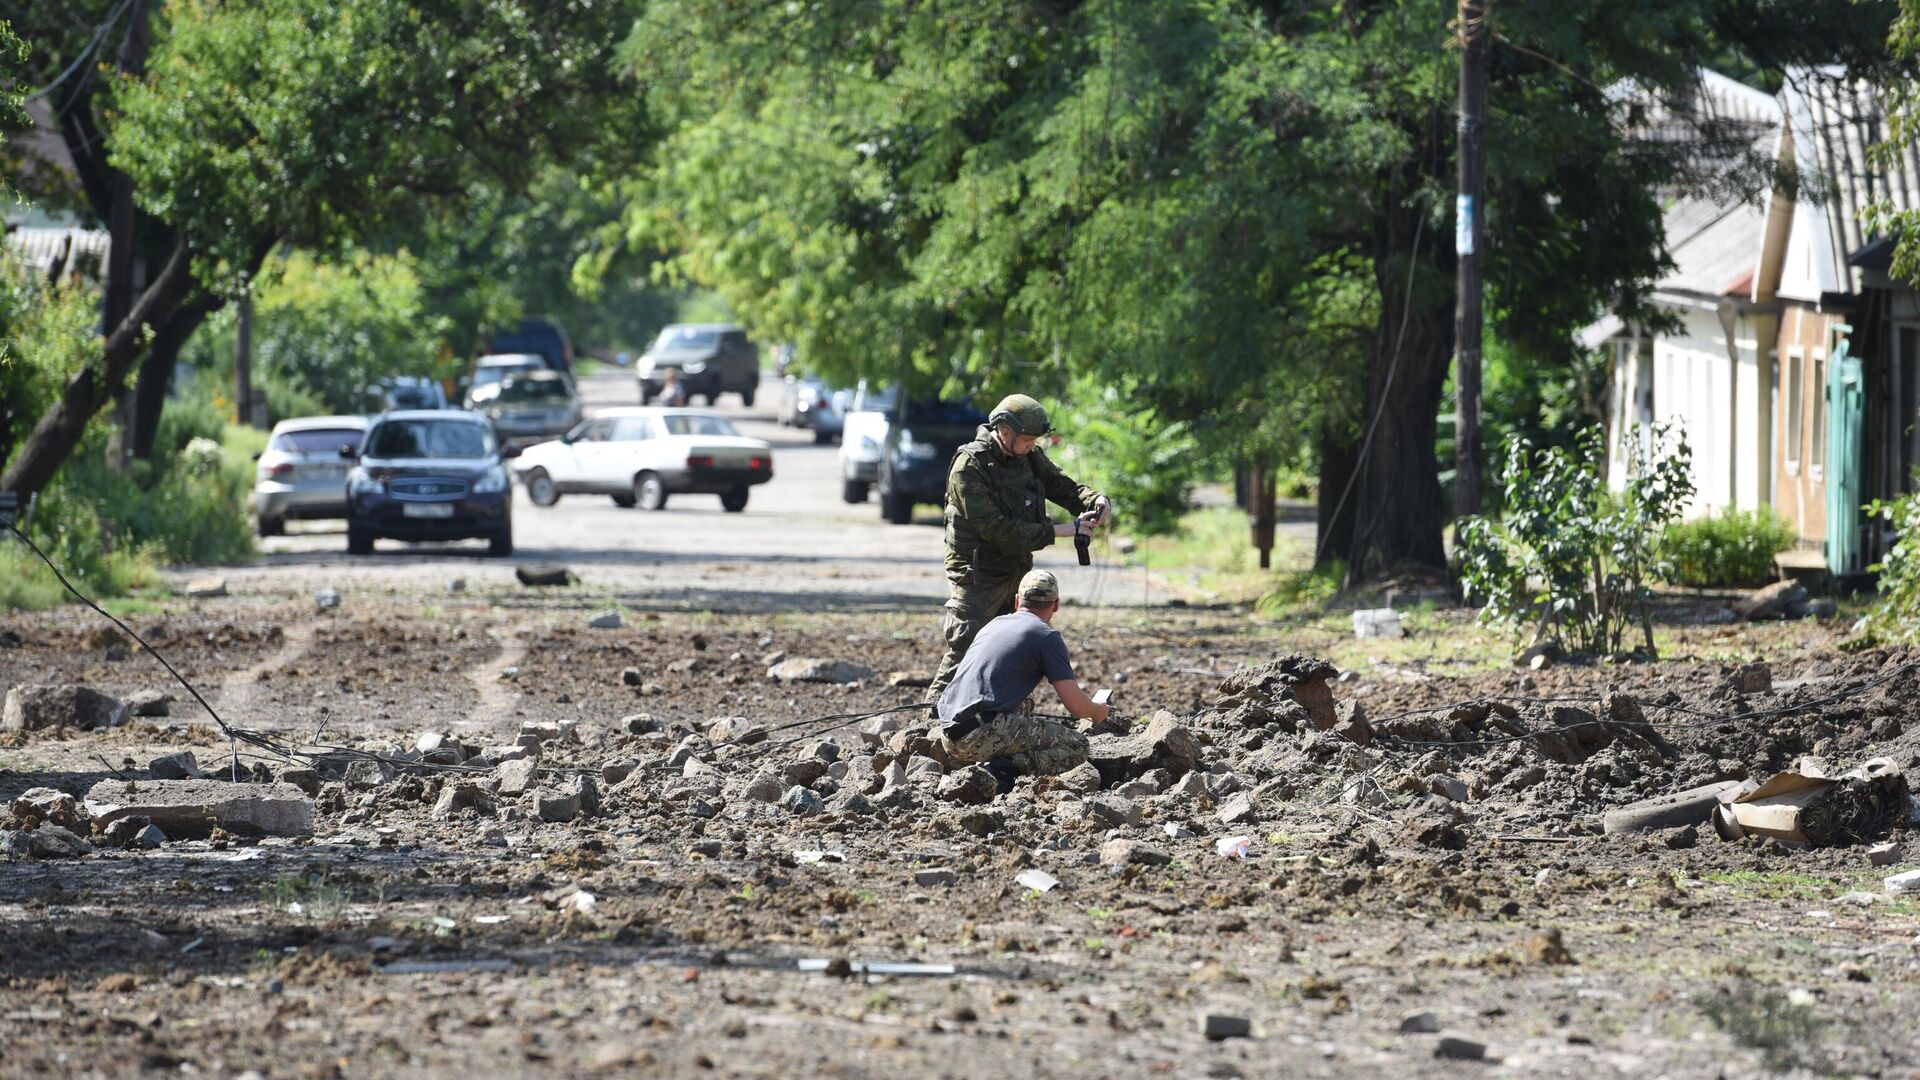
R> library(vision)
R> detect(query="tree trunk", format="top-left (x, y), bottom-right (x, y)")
top-left (0, 240), bottom-right (195, 501)
top-left (128, 296), bottom-right (219, 460)
top-left (1344, 220), bottom-right (1454, 584)
top-left (1314, 424), bottom-right (1359, 570)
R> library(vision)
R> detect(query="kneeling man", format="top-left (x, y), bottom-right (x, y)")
top-left (936, 569), bottom-right (1109, 791)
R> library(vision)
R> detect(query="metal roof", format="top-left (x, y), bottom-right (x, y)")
top-left (1779, 67), bottom-right (1920, 297)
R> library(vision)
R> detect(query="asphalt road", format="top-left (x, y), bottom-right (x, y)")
top-left (241, 369), bottom-right (1180, 613)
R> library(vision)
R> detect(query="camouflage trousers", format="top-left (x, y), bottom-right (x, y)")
top-left (940, 712), bottom-right (1089, 777)
top-left (926, 573), bottom-right (1019, 700)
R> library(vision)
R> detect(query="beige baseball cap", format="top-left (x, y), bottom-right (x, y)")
top-left (1018, 568), bottom-right (1059, 604)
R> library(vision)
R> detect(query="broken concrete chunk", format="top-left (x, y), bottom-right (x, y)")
top-left (1728, 661), bottom-right (1771, 694)
top-left (1869, 841), bottom-right (1903, 866)
top-left (84, 780), bottom-right (313, 838)
top-left (1100, 839), bottom-right (1172, 867)
top-left (534, 788), bottom-right (579, 823)
top-left (1087, 711), bottom-right (1199, 785)
top-left (1199, 1012), bottom-right (1252, 1041)
top-left (706, 716), bottom-right (766, 745)
top-left (147, 752), bottom-right (202, 781)
top-left (496, 758), bottom-right (539, 797)
top-left (783, 786), bottom-right (825, 816)
top-left (181, 576), bottom-right (227, 598)
top-left (12, 788), bottom-right (86, 829)
top-left (515, 565), bottom-right (576, 587)
top-left (588, 610), bottom-right (623, 630)
top-left (1429, 776), bottom-right (1469, 803)
top-left (766, 657), bottom-right (874, 684)
top-left (9, 825), bottom-right (92, 859)
top-left (1082, 795), bottom-right (1141, 827)
top-left (570, 775), bottom-right (601, 816)
top-left (126, 690), bottom-right (173, 717)
top-left (1212, 655), bottom-right (1338, 731)
top-left (937, 766), bottom-right (999, 806)
top-left (4, 684), bottom-right (127, 732)
top-left (1217, 793), bottom-right (1255, 825)
top-left (102, 816), bottom-right (165, 849)
top-left (914, 867), bottom-right (957, 887)
top-left (1351, 607), bottom-right (1403, 639)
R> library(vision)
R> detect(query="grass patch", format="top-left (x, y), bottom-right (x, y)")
top-left (261, 871), bottom-right (351, 920)
top-left (1699, 870), bottom-right (1834, 900)
top-left (1693, 984), bottom-right (1832, 1073)
top-left (1124, 506), bottom-right (1312, 605)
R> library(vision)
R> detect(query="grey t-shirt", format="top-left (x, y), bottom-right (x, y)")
top-left (936, 611), bottom-right (1075, 729)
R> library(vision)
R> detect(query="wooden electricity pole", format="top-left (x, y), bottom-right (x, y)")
top-left (235, 296), bottom-right (254, 427)
top-left (1453, 0), bottom-right (1488, 519)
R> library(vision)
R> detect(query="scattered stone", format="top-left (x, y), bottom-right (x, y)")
top-left (1869, 841), bottom-right (1903, 866)
top-left (1083, 795), bottom-right (1142, 827)
top-left (13, 825), bottom-right (92, 859)
top-left (1212, 655), bottom-right (1338, 731)
top-left (1199, 1012), bottom-right (1252, 1041)
top-left (534, 788), bottom-right (580, 823)
top-left (433, 783), bottom-right (494, 820)
top-left (1058, 762), bottom-right (1105, 794)
top-left (497, 758), bottom-right (540, 797)
top-left (767, 657), bottom-right (874, 684)
top-left (1529, 653), bottom-right (1552, 672)
top-left (954, 808), bottom-right (1004, 837)
top-left (914, 867), bottom-right (957, 886)
top-left (313, 587), bottom-right (342, 610)
top-left (515, 565), bottom-right (576, 587)
top-left (570, 775), bottom-right (601, 816)
top-left (1735, 579), bottom-right (1805, 621)
top-left (783, 786), bottom-right (825, 816)
top-left (744, 773), bottom-right (785, 803)
top-left (707, 716), bottom-right (766, 745)
top-left (1351, 607), bottom-right (1402, 639)
top-left (937, 766), bottom-right (999, 805)
top-left (12, 788), bottom-right (85, 829)
top-left (1217, 793), bottom-right (1254, 825)
top-left (343, 759), bottom-right (393, 790)
top-left (1527, 928), bottom-right (1575, 965)
top-left (1398, 1011), bottom-right (1440, 1034)
top-left (182, 576), bottom-right (227, 598)
top-left (622, 713), bottom-right (660, 735)
top-left (146, 752), bottom-right (202, 781)
top-left (602, 760), bottom-right (637, 785)
top-left (1332, 700), bottom-right (1373, 746)
top-left (783, 759), bottom-right (830, 788)
top-left (127, 690), bottom-right (173, 717)
top-left (279, 768), bottom-right (321, 796)
top-left (588, 610), bottom-right (624, 630)
top-left (448, 578), bottom-right (467, 593)
top-left (1429, 776), bottom-right (1469, 803)
top-left (3, 684), bottom-right (127, 732)
top-left (1163, 822), bottom-right (1196, 840)
top-left (1087, 710), bottom-right (1200, 785)
top-left (1434, 1035), bottom-right (1487, 1061)
top-left (887, 670), bottom-right (933, 688)
top-left (666, 657), bottom-right (702, 674)
top-left (1100, 839), bottom-right (1172, 867)
top-left (102, 816), bottom-right (165, 849)
top-left (621, 667), bottom-right (643, 686)
top-left (1729, 661), bottom-right (1772, 695)
top-left (484, 743), bottom-right (537, 765)
top-left (84, 780), bottom-right (313, 837)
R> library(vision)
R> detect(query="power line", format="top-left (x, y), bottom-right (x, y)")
top-left (22, 0), bottom-right (135, 105)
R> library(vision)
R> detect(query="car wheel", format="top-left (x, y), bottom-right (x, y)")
top-left (842, 479), bottom-right (869, 504)
top-left (488, 528), bottom-right (514, 557)
top-left (740, 383), bottom-right (756, 408)
top-left (635, 471), bottom-right (669, 511)
top-left (347, 525), bottom-right (374, 555)
top-left (881, 483), bottom-right (913, 525)
top-left (611, 493), bottom-right (636, 508)
top-left (812, 428), bottom-right (831, 445)
top-left (720, 486), bottom-right (749, 513)
top-left (638, 381), bottom-right (654, 405)
top-left (525, 468), bottom-right (560, 507)
top-left (256, 515), bottom-right (284, 537)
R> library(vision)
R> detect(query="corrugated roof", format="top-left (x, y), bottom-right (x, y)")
top-left (1780, 68), bottom-right (1920, 296)
top-left (1647, 71), bottom-right (1781, 300)
top-left (3, 226), bottom-right (110, 280)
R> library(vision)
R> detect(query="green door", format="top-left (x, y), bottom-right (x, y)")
top-left (1825, 326), bottom-right (1863, 575)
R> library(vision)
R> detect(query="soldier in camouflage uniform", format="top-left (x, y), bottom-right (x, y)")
top-left (929, 394), bottom-right (1111, 698)
top-left (936, 570), bottom-right (1109, 788)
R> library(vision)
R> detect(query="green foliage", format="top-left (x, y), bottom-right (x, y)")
top-left (1455, 427), bottom-right (1695, 657)
top-left (1866, 493), bottom-right (1920, 641)
top-left (1662, 507), bottom-right (1797, 588)
top-left (0, 257), bottom-right (100, 464)
top-left (1050, 375), bottom-right (1199, 536)
top-left (1692, 985), bottom-right (1830, 1074)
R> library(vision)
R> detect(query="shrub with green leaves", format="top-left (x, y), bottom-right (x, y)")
top-left (1050, 375), bottom-right (1199, 537)
top-left (1454, 426), bottom-right (1694, 658)
top-left (1867, 492), bottom-right (1920, 642)
top-left (1662, 507), bottom-right (1797, 588)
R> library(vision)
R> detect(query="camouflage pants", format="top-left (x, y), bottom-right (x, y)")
top-left (941, 712), bottom-right (1088, 777)
top-left (926, 573), bottom-right (1019, 699)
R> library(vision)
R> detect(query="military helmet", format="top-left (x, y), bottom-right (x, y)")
top-left (988, 394), bottom-right (1052, 437)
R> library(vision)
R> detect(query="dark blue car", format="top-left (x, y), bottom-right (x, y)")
top-left (877, 399), bottom-right (990, 525)
top-left (344, 411), bottom-right (519, 557)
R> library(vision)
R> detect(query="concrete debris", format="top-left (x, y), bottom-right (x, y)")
top-left (515, 565), bottom-right (576, 587)
top-left (1735, 579), bottom-right (1805, 621)
top-left (1351, 607), bottom-right (1403, 639)
top-left (12, 788), bottom-right (86, 829)
top-left (767, 657), bottom-right (874, 684)
top-left (1100, 838), bottom-right (1172, 867)
top-left (126, 690), bottom-right (173, 717)
top-left (497, 758), bottom-right (540, 797)
top-left (181, 576), bottom-right (227, 598)
top-left (313, 587), bottom-right (341, 610)
top-left (1886, 869), bottom-right (1920, 894)
top-left (148, 752), bottom-right (202, 781)
top-left (433, 783), bottom-right (493, 820)
top-left (1198, 1012), bottom-right (1252, 1041)
top-left (102, 816), bottom-right (165, 849)
top-left (1601, 780), bottom-right (1747, 835)
top-left (570, 774), bottom-right (601, 816)
top-left (1428, 776), bottom-right (1469, 803)
top-left (1398, 1011), bottom-right (1440, 1034)
top-left (1212, 654), bottom-right (1339, 731)
top-left (706, 716), bottom-right (766, 745)
top-left (1434, 1035), bottom-right (1488, 1061)
top-left (1082, 795), bottom-right (1142, 827)
top-left (85, 779), bottom-right (314, 837)
top-left (783, 786), bottom-right (825, 815)
top-left (588, 610), bottom-right (624, 629)
top-left (1217, 793), bottom-right (1254, 825)
top-left (2, 825), bottom-right (92, 859)
top-left (4, 684), bottom-right (128, 732)
top-left (914, 867), bottom-right (957, 886)
top-left (1087, 710), bottom-right (1199, 785)
top-left (1869, 841), bottom-right (1903, 866)
top-left (1728, 661), bottom-right (1771, 695)
top-left (534, 788), bottom-right (580, 823)
top-left (936, 765), bottom-right (999, 805)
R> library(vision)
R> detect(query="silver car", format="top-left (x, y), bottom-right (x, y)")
top-left (253, 416), bottom-right (368, 536)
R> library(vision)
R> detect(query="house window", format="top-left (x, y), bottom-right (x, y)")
top-left (1785, 347), bottom-right (1803, 475)
top-left (1811, 352), bottom-right (1826, 477)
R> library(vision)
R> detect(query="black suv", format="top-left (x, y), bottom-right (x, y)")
top-left (344, 411), bottom-right (519, 557)
top-left (638, 324), bottom-right (759, 406)
top-left (876, 399), bottom-right (989, 525)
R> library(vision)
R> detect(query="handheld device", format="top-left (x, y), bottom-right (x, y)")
top-left (1074, 520), bottom-right (1091, 566)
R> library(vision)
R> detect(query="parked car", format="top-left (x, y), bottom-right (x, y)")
top-left (877, 398), bottom-right (989, 524)
top-left (780, 376), bottom-right (848, 443)
top-left (637, 323), bottom-right (759, 406)
top-left (513, 406), bottom-right (772, 512)
top-left (462, 353), bottom-right (549, 408)
top-left (838, 379), bottom-right (899, 503)
top-left (343, 410), bottom-right (518, 557)
top-left (363, 376), bottom-right (447, 413)
top-left (488, 317), bottom-right (574, 380)
top-left (252, 415), bottom-right (368, 536)
top-left (469, 369), bottom-right (583, 445)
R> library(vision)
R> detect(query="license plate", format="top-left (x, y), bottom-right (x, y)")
top-left (303, 467), bottom-right (346, 481)
top-left (403, 502), bottom-right (455, 519)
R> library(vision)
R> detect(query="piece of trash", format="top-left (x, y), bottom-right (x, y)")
top-left (914, 867), bottom-right (957, 887)
top-left (793, 850), bottom-right (847, 865)
top-left (1164, 823), bottom-right (1195, 840)
top-left (567, 890), bottom-right (597, 914)
top-left (1869, 841), bottom-right (1903, 866)
top-left (475, 914), bottom-right (509, 925)
top-left (1887, 869), bottom-right (1920, 894)
top-left (1199, 1012), bottom-right (1252, 1040)
top-left (377, 959), bottom-right (515, 975)
top-left (1712, 757), bottom-right (1909, 847)
top-left (1351, 608), bottom-right (1403, 640)
top-left (796, 958), bottom-right (956, 977)
top-left (515, 566), bottom-right (576, 587)
top-left (1015, 869), bottom-right (1059, 893)
top-left (1216, 835), bottom-right (1252, 859)
top-left (431, 916), bottom-right (458, 932)
top-left (179, 937), bottom-right (205, 954)
top-left (313, 587), bottom-right (341, 610)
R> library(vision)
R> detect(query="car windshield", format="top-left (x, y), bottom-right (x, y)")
top-left (857, 385), bottom-right (899, 412)
top-left (272, 428), bottom-right (362, 454)
top-left (904, 400), bottom-right (986, 426)
top-left (497, 379), bottom-right (571, 403)
top-left (387, 386), bottom-right (438, 408)
top-left (654, 327), bottom-right (720, 350)
top-left (472, 364), bottom-right (535, 387)
top-left (658, 414), bottom-right (740, 437)
top-left (364, 420), bottom-right (494, 459)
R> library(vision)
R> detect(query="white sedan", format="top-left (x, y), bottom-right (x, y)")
top-left (512, 407), bottom-right (773, 512)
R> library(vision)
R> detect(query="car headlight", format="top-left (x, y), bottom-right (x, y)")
top-left (474, 466), bottom-right (508, 493)
top-left (347, 468), bottom-right (380, 494)
top-left (682, 360), bottom-right (706, 374)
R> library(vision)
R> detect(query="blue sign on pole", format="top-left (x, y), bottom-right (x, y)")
top-left (1455, 195), bottom-right (1475, 256)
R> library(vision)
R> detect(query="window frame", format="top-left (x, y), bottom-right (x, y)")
top-left (1785, 346), bottom-right (1804, 476)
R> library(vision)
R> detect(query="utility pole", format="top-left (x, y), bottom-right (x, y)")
top-left (106, 0), bottom-right (152, 468)
top-left (1453, 0), bottom-right (1488, 520)
top-left (235, 296), bottom-right (254, 428)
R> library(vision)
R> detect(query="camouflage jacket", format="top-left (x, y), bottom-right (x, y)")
top-left (943, 428), bottom-right (1103, 581)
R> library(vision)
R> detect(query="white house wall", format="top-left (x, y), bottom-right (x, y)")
top-left (1645, 307), bottom-right (1770, 515)
top-left (1774, 199), bottom-right (1835, 304)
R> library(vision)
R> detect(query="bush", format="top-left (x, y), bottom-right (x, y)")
top-left (1867, 493), bottom-right (1920, 642)
top-left (1454, 426), bottom-right (1694, 658)
top-left (1662, 507), bottom-right (1797, 588)
top-left (1049, 375), bottom-right (1199, 536)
